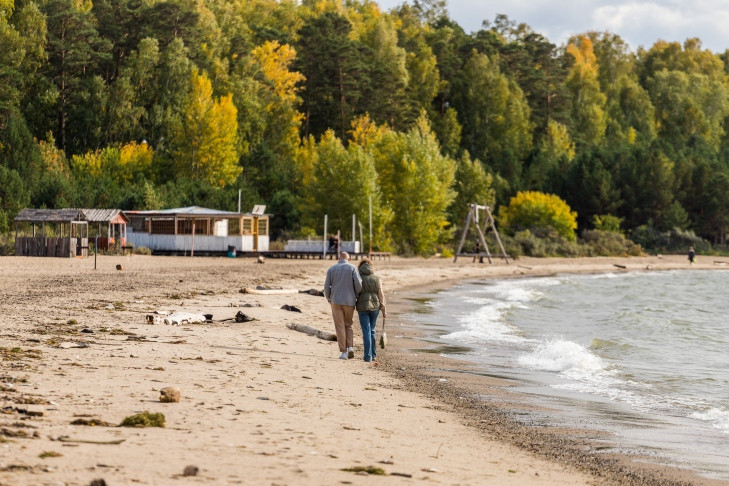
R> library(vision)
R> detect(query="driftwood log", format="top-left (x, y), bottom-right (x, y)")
top-left (242, 287), bottom-right (299, 295)
top-left (286, 323), bottom-right (336, 341)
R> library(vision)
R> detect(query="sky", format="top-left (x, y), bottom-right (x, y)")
top-left (374, 0), bottom-right (729, 53)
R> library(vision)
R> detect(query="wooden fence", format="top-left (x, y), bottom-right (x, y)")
top-left (15, 237), bottom-right (88, 257)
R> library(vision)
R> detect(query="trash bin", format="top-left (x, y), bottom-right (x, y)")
top-left (227, 245), bottom-right (237, 258)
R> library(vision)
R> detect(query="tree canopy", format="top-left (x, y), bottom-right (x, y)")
top-left (4, 0), bottom-right (729, 253)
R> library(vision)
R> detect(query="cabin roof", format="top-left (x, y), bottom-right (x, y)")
top-left (125, 206), bottom-right (264, 218)
top-left (14, 208), bottom-right (87, 223)
top-left (80, 209), bottom-right (128, 224)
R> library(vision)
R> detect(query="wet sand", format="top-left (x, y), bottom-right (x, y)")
top-left (0, 253), bottom-right (721, 485)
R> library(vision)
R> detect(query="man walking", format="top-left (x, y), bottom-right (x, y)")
top-left (324, 251), bottom-right (362, 359)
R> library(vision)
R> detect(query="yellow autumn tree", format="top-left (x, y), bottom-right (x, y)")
top-left (498, 191), bottom-right (578, 241)
top-left (174, 70), bottom-right (240, 187)
top-left (118, 141), bottom-right (154, 182)
top-left (251, 40), bottom-right (304, 159)
top-left (566, 36), bottom-right (607, 147)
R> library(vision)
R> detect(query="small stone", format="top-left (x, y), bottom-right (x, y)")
top-left (183, 465), bottom-right (199, 476)
top-left (159, 387), bottom-right (180, 403)
top-left (115, 264), bottom-right (123, 271)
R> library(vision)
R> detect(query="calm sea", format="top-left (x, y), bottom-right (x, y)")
top-left (403, 270), bottom-right (729, 480)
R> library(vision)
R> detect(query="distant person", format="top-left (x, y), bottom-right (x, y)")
top-left (328, 234), bottom-right (340, 255)
top-left (324, 252), bottom-right (362, 359)
top-left (356, 259), bottom-right (387, 363)
top-left (473, 240), bottom-right (484, 263)
top-left (688, 246), bottom-right (695, 265)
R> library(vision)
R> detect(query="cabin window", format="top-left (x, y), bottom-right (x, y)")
top-left (242, 218), bottom-right (253, 235)
top-left (257, 218), bottom-right (268, 236)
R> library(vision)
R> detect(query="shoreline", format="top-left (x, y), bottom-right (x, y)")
top-left (0, 254), bottom-right (723, 485)
top-left (381, 265), bottom-right (725, 485)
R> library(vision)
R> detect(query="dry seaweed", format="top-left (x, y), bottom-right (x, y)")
top-left (119, 411), bottom-right (165, 428)
top-left (341, 466), bottom-right (386, 475)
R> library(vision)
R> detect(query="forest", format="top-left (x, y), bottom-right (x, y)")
top-left (2, 0), bottom-right (729, 256)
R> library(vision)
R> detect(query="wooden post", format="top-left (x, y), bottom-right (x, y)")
top-left (368, 195), bottom-right (372, 257)
top-left (323, 214), bottom-right (328, 259)
top-left (358, 221), bottom-right (364, 255)
top-left (453, 205), bottom-right (473, 262)
top-left (486, 206), bottom-right (509, 264)
top-left (191, 220), bottom-right (195, 257)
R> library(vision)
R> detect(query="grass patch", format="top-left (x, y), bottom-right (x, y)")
top-left (109, 328), bottom-right (136, 336)
top-left (119, 411), bottom-right (165, 428)
top-left (39, 451), bottom-right (62, 459)
top-left (71, 418), bottom-right (115, 426)
top-left (0, 347), bottom-right (42, 361)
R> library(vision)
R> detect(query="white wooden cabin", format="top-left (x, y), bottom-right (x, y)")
top-left (125, 206), bottom-right (269, 254)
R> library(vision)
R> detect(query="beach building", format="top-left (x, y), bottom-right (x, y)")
top-left (82, 209), bottom-right (128, 251)
top-left (14, 208), bottom-right (89, 257)
top-left (125, 206), bottom-right (270, 255)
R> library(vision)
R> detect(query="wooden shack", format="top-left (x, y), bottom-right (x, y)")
top-left (82, 209), bottom-right (128, 251)
top-left (125, 206), bottom-right (270, 255)
top-left (14, 209), bottom-right (89, 257)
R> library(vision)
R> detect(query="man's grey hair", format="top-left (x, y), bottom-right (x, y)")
top-left (340, 251), bottom-right (350, 261)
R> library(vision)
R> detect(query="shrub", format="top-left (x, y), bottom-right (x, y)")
top-left (630, 225), bottom-right (709, 254)
top-left (499, 191), bottom-right (578, 241)
top-left (132, 245), bottom-right (152, 255)
top-left (592, 214), bottom-right (622, 233)
top-left (581, 229), bottom-right (642, 256)
top-left (504, 228), bottom-right (585, 257)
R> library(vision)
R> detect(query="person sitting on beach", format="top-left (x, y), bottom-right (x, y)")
top-left (356, 259), bottom-right (387, 363)
top-left (328, 234), bottom-right (339, 252)
top-left (324, 251), bottom-right (362, 360)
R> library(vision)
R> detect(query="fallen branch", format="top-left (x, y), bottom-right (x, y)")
top-left (286, 323), bottom-right (336, 341)
top-left (613, 264), bottom-right (627, 269)
top-left (58, 437), bottom-right (125, 445)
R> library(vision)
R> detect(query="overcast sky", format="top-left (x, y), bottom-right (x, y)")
top-left (375, 0), bottom-right (729, 53)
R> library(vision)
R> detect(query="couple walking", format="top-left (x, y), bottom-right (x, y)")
top-left (323, 252), bottom-right (386, 361)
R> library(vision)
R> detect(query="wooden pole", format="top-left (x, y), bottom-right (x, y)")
top-left (358, 221), bottom-right (364, 255)
top-left (352, 214), bottom-right (355, 247)
top-left (454, 205), bottom-right (473, 262)
top-left (486, 206), bottom-right (509, 264)
top-left (368, 196), bottom-right (372, 256)
top-left (191, 220), bottom-right (195, 257)
top-left (323, 214), bottom-right (328, 259)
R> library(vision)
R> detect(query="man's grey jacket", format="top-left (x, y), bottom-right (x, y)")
top-left (323, 259), bottom-right (363, 306)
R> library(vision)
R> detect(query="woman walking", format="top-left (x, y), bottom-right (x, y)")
top-left (356, 259), bottom-right (387, 362)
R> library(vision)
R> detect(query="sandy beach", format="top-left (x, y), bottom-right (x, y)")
top-left (0, 253), bottom-right (722, 485)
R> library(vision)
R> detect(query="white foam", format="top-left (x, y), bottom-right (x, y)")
top-left (519, 338), bottom-right (607, 375)
top-left (691, 408), bottom-right (729, 433)
top-left (442, 302), bottom-right (527, 344)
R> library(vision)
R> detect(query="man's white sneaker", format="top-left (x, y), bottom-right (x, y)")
top-left (347, 347), bottom-right (354, 359)
top-left (339, 352), bottom-right (348, 360)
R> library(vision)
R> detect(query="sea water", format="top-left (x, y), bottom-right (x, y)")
top-left (403, 270), bottom-right (729, 479)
